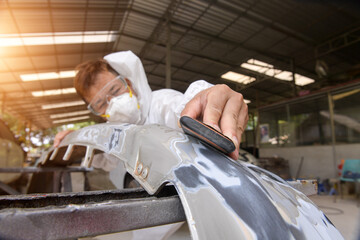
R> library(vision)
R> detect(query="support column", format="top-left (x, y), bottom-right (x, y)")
top-left (252, 112), bottom-right (258, 157)
top-left (291, 59), bottom-right (297, 97)
top-left (165, 11), bottom-right (172, 89)
top-left (286, 104), bottom-right (290, 122)
top-left (327, 92), bottom-right (337, 178)
top-left (255, 90), bottom-right (260, 152)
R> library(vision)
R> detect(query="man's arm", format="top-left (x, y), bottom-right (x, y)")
top-left (181, 84), bottom-right (248, 160)
top-left (53, 129), bottom-right (74, 148)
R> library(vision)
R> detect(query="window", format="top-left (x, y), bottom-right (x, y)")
top-left (332, 88), bottom-right (360, 144)
top-left (288, 97), bottom-right (331, 146)
top-left (259, 96), bottom-right (331, 147)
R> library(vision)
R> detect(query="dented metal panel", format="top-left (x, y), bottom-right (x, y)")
top-left (39, 123), bottom-right (343, 239)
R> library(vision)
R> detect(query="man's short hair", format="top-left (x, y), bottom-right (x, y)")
top-left (74, 59), bottom-right (118, 103)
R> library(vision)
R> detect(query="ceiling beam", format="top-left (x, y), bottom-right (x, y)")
top-left (118, 32), bottom-right (306, 92)
top-left (138, 0), bottom-right (180, 58)
top-left (316, 26), bottom-right (360, 58)
top-left (128, 7), bottom-right (314, 66)
top-left (200, 0), bottom-right (315, 45)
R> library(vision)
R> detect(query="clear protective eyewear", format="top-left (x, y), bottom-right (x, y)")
top-left (87, 75), bottom-right (128, 116)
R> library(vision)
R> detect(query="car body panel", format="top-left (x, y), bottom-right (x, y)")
top-left (42, 123), bottom-right (343, 240)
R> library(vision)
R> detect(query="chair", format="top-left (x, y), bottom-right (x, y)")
top-left (337, 159), bottom-right (360, 206)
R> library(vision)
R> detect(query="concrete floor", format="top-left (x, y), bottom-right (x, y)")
top-left (309, 194), bottom-right (360, 240)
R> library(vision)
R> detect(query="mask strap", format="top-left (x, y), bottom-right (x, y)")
top-left (128, 86), bottom-right (133, 98)
top-left (128, 86), bottom-right (140, 109)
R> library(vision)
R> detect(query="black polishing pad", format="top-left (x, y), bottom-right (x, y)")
top-left (179, 116), bottom-right (235, 154)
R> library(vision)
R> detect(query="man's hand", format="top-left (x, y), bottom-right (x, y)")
top-left (181, 84), bottom-right (248, 160)
top-left (53, 129), bottom-right (74, 148)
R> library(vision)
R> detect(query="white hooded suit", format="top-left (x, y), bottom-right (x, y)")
top-left (104, 51), bottom-right (213, 129)
top-left (93, 50), bottom-right (212, 172)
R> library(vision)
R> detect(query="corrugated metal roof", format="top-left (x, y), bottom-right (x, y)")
top-left (0, 0), bottom-right (359, 129)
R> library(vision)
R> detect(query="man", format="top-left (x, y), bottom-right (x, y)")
top-left (54, 50), bottom-right (248, 160)
top-left (54, 50), bottom-right (248, 239)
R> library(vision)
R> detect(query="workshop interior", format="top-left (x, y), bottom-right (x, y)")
top-left (0, 0), bottom-right (359, 239)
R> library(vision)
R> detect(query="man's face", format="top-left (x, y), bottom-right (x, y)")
top-left (86, 71), bottom-right (130, 116)
top-left (86, 71), bottom-right (116, 102)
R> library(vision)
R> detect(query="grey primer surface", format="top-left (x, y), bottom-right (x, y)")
top-left (42, 123), bottom-right (343, 239)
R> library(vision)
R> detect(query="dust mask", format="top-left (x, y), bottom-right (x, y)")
top-left (104, 88), bottom-right (141, 124)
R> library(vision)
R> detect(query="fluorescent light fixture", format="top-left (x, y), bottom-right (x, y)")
top-left (0, 31), bottom-right (118, 47)
top-left (248, 59), bottom-right (274, 68)
top-left (294, 74), bottom-right (315, 86)
top-left (21, 70), bottom-right (76, 82)
top-left (264, 68), bottom-right (281, 77)
top-left (275, 71), bottom-right (293, 81)
top-left (241, 58), bottom-right (315, 86)
top-left (221, 71), bottom-right (256, 84)
top-left (50, 110), bottom-right (91, 119)
top-left (42, 100), bottom-right (85, 110)
top-left (241, 59), bottom-right (274, 74)
top-left (32, 88), bottom-right (76, 97)
top-left (53, 116), bottom-right (90, 124)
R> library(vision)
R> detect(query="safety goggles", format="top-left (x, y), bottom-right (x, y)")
top-left (87, 75), bottom-right (128, 116)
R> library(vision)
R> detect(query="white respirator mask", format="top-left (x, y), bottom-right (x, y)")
top-left (104, 88), bottom-right (141, 124)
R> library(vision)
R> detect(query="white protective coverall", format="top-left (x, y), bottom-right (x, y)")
top-left (91, 50), bottom-right (212, 240)
top-left (92, 50), bottom-right (213, 171)
top-left (104, 50), bottom-right (213, 129)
